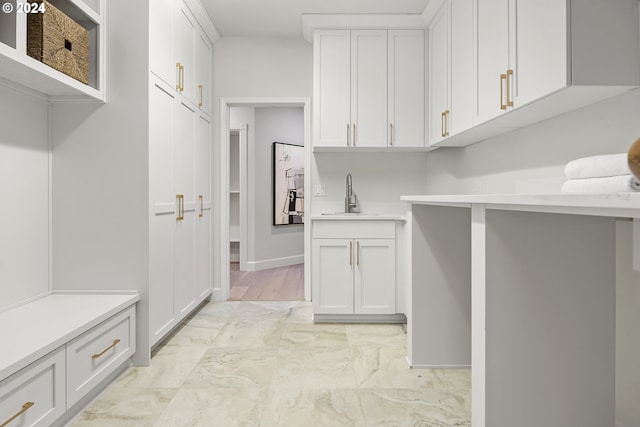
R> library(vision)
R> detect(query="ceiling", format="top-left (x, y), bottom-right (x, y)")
top-left (201, 0), bottom-right (431, 38)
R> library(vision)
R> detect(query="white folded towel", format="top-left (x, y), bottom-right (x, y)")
top-left (564, 153), bottom-right (630, 179)
top-left (561, 175), bottom-right (640, 194)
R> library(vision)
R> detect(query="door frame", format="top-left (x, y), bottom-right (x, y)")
top-left (219, 97), bottom-right (311, 301)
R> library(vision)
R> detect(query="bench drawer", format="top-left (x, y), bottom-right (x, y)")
top-left (66, 305), bottom-right (136, 407)
top-left (0, 347), bottom-right (65, 427)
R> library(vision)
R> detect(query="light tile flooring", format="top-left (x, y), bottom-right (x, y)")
top-left (69, 301), bottom-right (471, 427)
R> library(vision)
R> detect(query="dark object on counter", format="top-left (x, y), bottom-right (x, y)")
top-left (628, 137), bottom-right (640, 181)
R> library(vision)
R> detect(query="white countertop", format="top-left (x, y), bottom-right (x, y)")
top-left (310, 213), bottom-right (407, 221)
top-left (0, 291), bottom-right (140, 380)
top-left (401, 193), bottom-right (640, 218)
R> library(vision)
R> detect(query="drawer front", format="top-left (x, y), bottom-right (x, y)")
top-left (66, 305), bottom-right (136, 407)
top-left (313, 220), bottom-right (395, 239)
top-left (0, 347), bottom-right (65, 427)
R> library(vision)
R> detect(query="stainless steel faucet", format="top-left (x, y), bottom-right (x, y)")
top-left (345, 173), bottom-right (358, 213)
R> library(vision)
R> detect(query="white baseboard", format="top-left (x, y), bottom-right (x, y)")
top-left (246, 254), bottom-right (303, 272)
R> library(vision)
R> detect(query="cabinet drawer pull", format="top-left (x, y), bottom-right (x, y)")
top-left (349, 241), bottom-right (352, 266)
top-left (441, 111), bottom-right (446, 137)
top-left (180, 65), bottom-right (185, 92)
top-left (356, 241), bottom-right (360, 266)
top-left (346, 123), bottom-right (350, 146)
top-left (176, 62), bottom-right (181, 91)
top-left (506, 69), bottom-right (514, 107)
top-left (92, 339), bottom-right (121, 359)
top-left (352, 123), bottom-right (356, 146)
top-left (500, 73), bottom-right (507, 110)
top-left (1, 402), bottom-right (34, 427)
top-left (444, 110), bottom-right (450, 137)
top-left (199, 195), bottom-right (203, 217)
top-left (198, 84), bottom-right (203, 107)
top-left (389, 123), bottom-right (393, 146)
top-left (176, 195), bottom-right (184, 221)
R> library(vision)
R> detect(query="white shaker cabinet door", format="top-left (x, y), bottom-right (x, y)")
top-left (196, 30), bottom-right (213, 116)
top-left (174, 0), bottom-right (197, 104)
top-left (149, 78), bottom-right (176, 346)
top-left (173, 100), bottom-right (197, 318)
top-left (149, 0), bottom-right (174, 86)
top-left (350, 30), bottom-right (388, 148)
top-left (354, 238), bottom-right (396, 314)
top-left (312, 239), bottom-right (354, 314)
top-left (388, 29), bottom-right (425, 148)
top-left (476, 0), bottom-right (510, 123)
top-left (195, 114), bottom-right (212, 300)
top-left (449, 0), bottom-right (474, 137)
top-left (428, 4), bottom-right (449, 145)
top-left (313, 30), bottom-right (351, 147)
top-left (512, 0), bottom-right (567, 108)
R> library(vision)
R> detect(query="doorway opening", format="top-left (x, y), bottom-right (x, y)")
top-left (219, 98), bottom-right (311, 302)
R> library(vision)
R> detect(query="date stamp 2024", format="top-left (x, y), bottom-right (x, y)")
top-left (3, 2), bottom-right (46, 14)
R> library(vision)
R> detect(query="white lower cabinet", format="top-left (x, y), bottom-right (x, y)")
top-left (313, 221), bottom-right (396, 316)
top-left (66, 306), bottom-right (136, 408)
top-left (0, 348), bottom-right (66, 427)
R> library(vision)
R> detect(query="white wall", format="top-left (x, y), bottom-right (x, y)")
top-left (312, 152), bottom-right (431, 214)
top-left (254, 107), bottom-right (304, 267)
top-left (213, 37), bottom-right (312, 284)
top-left (49, 0), bottom-right (150, 364)
top-left (424, 88), bottom-right (640, 194)
top-left (0, 84), bottom-right (49, 310)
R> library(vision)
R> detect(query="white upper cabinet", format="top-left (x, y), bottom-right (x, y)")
top-left (388, 30), bottom-right (425, 148)
top-left (476, 0), bottom-right (510, 123)
top-left (313, 30), bottom-right (351, 147)
top-left (477, 0), bottom-right (567, 122)
top-left (511, 0), bottom-right (567, 108)
top-left (149, 0), bottom-right (174, 87)
top-left (149, 0), bottom-right (213, 114)
top-left (196, 31), bottom-right (213, 116)
top-left (174, 0), bottom-right (197, 104)
top-left (350, 30), bottom-right (388, 148)
top-left (429, 0), bottom-right (473, 145)
top-left (313, 28), bottom-right (426, 150)
top-left (437, 0), bottom-right (640, 146)
top-left (428, 4), bottom-right (450, 144)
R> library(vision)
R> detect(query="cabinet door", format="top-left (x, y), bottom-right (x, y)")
top-left (428, 4), bottom-right (449, 145)
top-left (476, 0), bottom-right (510, 123)
top-left (149, 0), bottom-right (174, 86)
top-left (388, 29), bottom-right (425, 148)
top-left (312, 239), bottom-right (354, 314)
top-left (196, 30), bottom-right (213, 116)
top-left (174, 100), bottom-right (197, 318)
top-left (195, 114), bottom-right (212, 300)
top-left (313, 30), bottom-right (351, 147)
top-left (354, 238), bottom-right (395, 314)
top-left (149, 78), bottom-right (176, 345)
top-left (512, 0), bottom-right (567, 108)
top-left (350, 30), bottom-right (388, 148)
top-left (175, 0), bottom-right (197, 104)
top-left (0, 348), bottom-right (65, 427)
top-left (449, 0), bottom-right (474, 136)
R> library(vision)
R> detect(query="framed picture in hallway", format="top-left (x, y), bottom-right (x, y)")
top-left (273, 141), bottom-right (304, 226)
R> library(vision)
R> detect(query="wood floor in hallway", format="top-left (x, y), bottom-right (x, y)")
top-left (229, 263), bottom-right (304, 301)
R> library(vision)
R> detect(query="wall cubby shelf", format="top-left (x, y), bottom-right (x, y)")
top-left (0, 0), bottom-right (104, 101)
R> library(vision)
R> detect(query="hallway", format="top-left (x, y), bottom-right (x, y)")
top-left (229, 263), bottom-right (304, 301)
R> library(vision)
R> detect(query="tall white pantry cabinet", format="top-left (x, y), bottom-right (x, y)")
top-left (149, 0), bottom-right (214, 347)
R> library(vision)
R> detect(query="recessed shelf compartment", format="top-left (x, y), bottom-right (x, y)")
top-left (0, 0), bottom-right (104, 101)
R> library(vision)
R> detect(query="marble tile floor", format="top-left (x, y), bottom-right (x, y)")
top-left (68, 301), bottom-right (471, 427)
